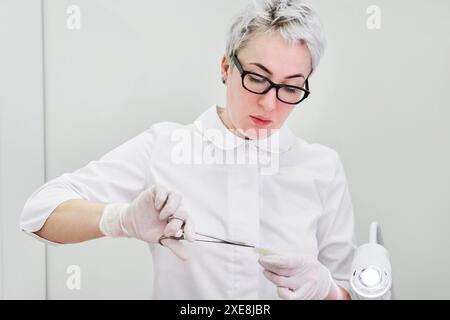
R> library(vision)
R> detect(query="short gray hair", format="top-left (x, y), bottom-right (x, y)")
top-left (225, 0), bottom-right (326, 74)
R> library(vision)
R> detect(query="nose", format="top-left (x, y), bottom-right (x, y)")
top-left (258, 87), bottom-right (278, 112)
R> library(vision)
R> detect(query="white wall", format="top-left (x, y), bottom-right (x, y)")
top-left (0, 0), bottom-right (46, 299)
top-left (2, 0), bottom-right (450, 299)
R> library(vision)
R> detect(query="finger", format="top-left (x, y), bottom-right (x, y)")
top-left (263, 270), bottom-right (304, 289)
top-left (183, 216), bottom-right (196, 242)
top-left (136, 187), bottom-right (157, 210)
top-left (163, 206), bottom-right (188, 235)
top-left (164, 217), bottom-right (184, 236)
top-left (154, 185), bottom-right (169, 211)
top-left (289, 281), bottom-right (318, 300)
top-left (263, 270), bottom-right (291, 288)
top-left (277, 287), bottom-right (296, 300)
top-left (159, 191), bottom-right (182, 220)
top-left (259, 254), bottom-right (305, 269)
top-left (259, 256), bottom-right (300, 276)
top-left (160, 238), bottom-right (189, 261)
top-left (163, 206), bottom-right (193, 238)
top-left (260, 263), bottom-right (299, 277)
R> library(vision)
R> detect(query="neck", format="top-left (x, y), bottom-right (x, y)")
top-left (217, 106), bottom-right (249, 140)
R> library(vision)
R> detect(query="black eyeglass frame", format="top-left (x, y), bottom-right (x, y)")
top-left (230, 53), bottom-right (310, 105)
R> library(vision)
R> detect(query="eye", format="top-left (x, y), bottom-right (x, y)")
top-left (248, 75), bottom-right (266, 83)
top-left (282, 86), bottom-right (298, 94)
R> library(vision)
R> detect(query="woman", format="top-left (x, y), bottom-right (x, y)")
top-left (21, 0), bottom-right (356, 300)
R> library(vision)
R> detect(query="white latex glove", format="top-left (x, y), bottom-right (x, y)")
top-left (258, 254), bottom-right (345, 300)
top-left (99, 185), bottom-right (195, 260)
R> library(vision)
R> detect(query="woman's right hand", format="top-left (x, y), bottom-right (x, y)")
top-left (99, 185), bottom-right (195, 260)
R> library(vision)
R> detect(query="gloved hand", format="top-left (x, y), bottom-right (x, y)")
top-left (99, 184), bottom-right (195, 261)
top-left (258, 254), bottom-right (345, 300)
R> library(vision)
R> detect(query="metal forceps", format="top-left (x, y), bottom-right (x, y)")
top-left (158, 232), bottom-right (255, 249)
top-left (158, 215), bottom-right (255, 249)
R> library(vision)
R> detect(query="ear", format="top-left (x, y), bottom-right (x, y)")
top-left (220, 53), bottom-right (230, 82)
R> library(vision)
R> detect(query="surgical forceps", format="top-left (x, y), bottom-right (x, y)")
top-left (158, 232), bottom-right (255, 249)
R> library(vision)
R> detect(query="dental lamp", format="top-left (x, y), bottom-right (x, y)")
top-left (350, 222), bottom-right (395, 299)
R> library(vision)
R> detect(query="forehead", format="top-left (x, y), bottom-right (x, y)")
top-left (238, 31), bottom-right (312, 76)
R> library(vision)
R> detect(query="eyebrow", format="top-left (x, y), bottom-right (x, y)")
top-left (249, 62), bottom-right (305, 79)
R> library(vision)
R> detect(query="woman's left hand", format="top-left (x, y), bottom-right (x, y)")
top-left (258, 254), bottom-right (344, 300)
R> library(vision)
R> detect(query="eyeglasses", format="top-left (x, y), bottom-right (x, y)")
top-left (230, 53), bottom-right (310, 105)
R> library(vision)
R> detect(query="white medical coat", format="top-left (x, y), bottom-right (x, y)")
top-left (20, 105), bottom-right (357, 299)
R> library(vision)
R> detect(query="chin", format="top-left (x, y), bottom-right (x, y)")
top-left (240, 125), bottom-right (273, 140)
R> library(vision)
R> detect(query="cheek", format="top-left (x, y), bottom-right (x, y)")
top-left (228, 85), bottom-right (255, 125)
top-left (273, 106), bottom-right (294, 128)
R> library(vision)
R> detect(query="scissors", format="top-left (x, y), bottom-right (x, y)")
top-left (158, 231), bottom-right (255, 249)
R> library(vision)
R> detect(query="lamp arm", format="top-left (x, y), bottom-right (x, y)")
top-left (369, 221), bottom-right (384, 246)
top-left (368, 221), bottom-right (396, 299)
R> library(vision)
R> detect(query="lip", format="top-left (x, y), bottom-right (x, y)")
top-left (249, 115), bottom-right (273, 127)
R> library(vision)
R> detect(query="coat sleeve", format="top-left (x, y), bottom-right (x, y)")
top-left (19, 127), bottom-right (157, 245)
top-left (316, 152), bottom-right (357, 294)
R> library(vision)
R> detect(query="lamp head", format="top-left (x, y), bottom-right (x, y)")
top-left (350, 243), bottom-right (392, 299)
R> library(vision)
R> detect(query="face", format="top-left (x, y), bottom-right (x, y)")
top-left (220, 31), bottom-right (312, 140)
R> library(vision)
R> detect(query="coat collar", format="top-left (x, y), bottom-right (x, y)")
top-left (193, 105), bottom-right (296, 154)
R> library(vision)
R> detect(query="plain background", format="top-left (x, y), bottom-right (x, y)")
top-left (1, 0), bottom-right (449, 299)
